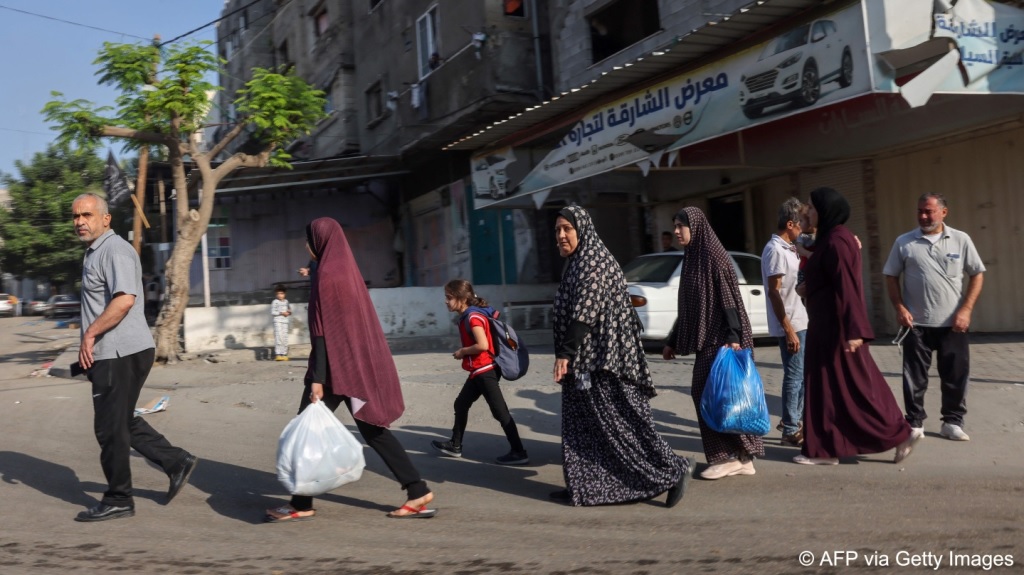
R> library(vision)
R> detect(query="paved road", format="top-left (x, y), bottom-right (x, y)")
top-left (1, 316), bottom-right (1022, 574)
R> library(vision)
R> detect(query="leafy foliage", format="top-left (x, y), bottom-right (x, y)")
top-left (234, 67), bottom-right (327, 167)
top-left (39, 39), bottom-right (329, 360)
top-left (0, 144), bottom-right (113, 287)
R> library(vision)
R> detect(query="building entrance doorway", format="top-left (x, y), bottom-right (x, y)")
top-left (708, 193), bottom-right (746, 252)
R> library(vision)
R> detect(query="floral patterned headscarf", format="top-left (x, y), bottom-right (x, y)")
top-left (553, 205), bottom-right (654, 395)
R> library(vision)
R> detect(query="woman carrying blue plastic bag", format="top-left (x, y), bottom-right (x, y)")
top-left (700, 347), bottom-right (771, 436)
top-left (664, 207), bottom-right (765, 480)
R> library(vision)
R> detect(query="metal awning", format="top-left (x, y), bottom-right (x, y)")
top-left (443, 0), bottom-right (823, 153)
top-left (212, 155), bottom-right (408, 197)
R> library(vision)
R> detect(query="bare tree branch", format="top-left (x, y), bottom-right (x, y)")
top-left (207, 122), bottom-right (248, 160)
top-left (100, 125), bottom-right (175, 145)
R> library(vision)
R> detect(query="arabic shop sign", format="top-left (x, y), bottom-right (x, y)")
top-left (472, 1), bottom-right (871, 207)
top-left (867, 0), bottom-right (1024, 98)
top-left (934, 0), bottom-right (1024, 90)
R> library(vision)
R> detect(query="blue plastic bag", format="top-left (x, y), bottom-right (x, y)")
top-left (700, 347), bottom-right (770, 436)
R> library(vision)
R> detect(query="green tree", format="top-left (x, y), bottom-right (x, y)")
top-left (43, 40), bottom-right (326, 362)
top-left (0, 144), bottom-right (112, 290)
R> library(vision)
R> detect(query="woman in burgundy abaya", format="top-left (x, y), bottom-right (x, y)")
top-left (265, 217), bottom-right (436, 521)
top-left (796, 188), bottom-right (919, 466)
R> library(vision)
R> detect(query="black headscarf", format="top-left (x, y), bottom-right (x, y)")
top-left (810, 187), bottom-right (849, 242)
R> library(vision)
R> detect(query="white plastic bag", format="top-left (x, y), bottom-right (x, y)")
top-left (276, 401), bottom-right (366, 496)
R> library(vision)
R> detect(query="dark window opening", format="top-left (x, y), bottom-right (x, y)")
top-left (365, 81), bottom-right (385, 125)
top-left (589, 0), bottom-right (660, 64)
top-left (370, 0), bottom-right (383, 9)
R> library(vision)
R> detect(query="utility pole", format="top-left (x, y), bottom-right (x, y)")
top-left (131, 34), bottom-right (160, 256)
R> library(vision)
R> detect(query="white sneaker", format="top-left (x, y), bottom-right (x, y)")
top-left (940, 423), bottom-right (970, 441)
top-left (737, 459), bottom-right (756, 476)
top-left (700, 459), bottom-right (750, 480)
top-left (792, 454), bottom-right (839, 465)
top-left (910, 426), bottom-right (925, 440)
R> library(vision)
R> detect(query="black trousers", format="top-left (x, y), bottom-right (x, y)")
top-left (89, 348), bottom-right (188, 507)
top-left (290, 383), bottom-right (429, 511)
top-left (901, 326), bottom-right (970, 427)
top-left (450, 369), bottom-right (524, 453)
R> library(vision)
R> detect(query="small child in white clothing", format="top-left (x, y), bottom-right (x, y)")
top-left (271, 285), bottom-right (292, 361)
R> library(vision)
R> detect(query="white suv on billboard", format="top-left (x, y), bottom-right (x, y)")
top-left (738, 19), bottom-right (853, 119)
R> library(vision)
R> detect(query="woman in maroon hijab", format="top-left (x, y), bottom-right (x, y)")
top-left (265, 217), bottom-right (436, 521)
top-left (796, 187), bottom-right (919, 466)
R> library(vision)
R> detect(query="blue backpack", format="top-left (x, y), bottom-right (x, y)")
top-left (463, 306), bottom-right (530, 381)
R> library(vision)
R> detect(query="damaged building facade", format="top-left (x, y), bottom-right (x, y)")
top-left (179, 0), bottom-right (1020, 351)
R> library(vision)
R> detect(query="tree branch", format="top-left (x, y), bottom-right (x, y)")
top-left (100, 125), bottom-right (174, 145)
top-left (207, 122), bottom-right (246, 160)
top-left (212, 149), bottom-right (272, 181)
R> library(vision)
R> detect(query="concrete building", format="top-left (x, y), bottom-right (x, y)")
top-left (448, 0), bottom-right (1024, 334)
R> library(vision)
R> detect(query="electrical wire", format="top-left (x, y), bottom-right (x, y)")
top-left (158, 0), bottom-right (265, 46)
top-left (0, 3), bottom-right (149, 41)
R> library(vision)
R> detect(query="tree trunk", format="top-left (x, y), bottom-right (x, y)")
top-left (153, 236), bottom-right (196, 362)
top-left (153, 160), bottom-right (218, 363)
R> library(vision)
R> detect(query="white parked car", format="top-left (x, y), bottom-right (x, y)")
top-left (738, 18), bottom-right (853, 119)
top-left (623, 251), bottom-right (770, 342)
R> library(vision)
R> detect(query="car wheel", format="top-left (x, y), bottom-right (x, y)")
top-left (742, 104), bottom-right (764, 119)
top-left (838, 49), bottom-right (853, 88)
top-left (795, 61), bottom-right (820, 107)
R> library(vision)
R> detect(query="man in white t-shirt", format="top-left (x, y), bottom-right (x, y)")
top-left (761, 198), bottom-right (810, 447)
top-left (883, 193), bottom-right (985, 442)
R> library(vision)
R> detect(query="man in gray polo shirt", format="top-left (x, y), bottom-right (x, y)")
top-left (883, 193), bottom-right (985, 443)
top-left (71, 193), bottom-right (197, 522)
top-left (761, 198), bottom-right (809, 447)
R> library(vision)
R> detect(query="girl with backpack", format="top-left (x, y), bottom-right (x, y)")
top-left (431, 279), bottom-right (529, 465)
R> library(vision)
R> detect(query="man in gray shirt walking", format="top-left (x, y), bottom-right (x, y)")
top-left (72, 193), bottom-right (197, 522)
top-left (883, 193), bottom-right (985, 443)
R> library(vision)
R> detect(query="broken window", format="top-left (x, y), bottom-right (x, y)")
top-left (416, 6), bottom-right (440, 79)
top-left (589, 0), bottom-right (661, 64)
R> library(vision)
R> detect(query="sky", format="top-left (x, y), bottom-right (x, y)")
top-left (0, 1), bottom-right (223, 180)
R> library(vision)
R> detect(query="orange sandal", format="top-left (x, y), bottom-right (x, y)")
top-left (387, 504), bottom-right (436, 519)
top-left (264, 506), bottom-right (316, 523)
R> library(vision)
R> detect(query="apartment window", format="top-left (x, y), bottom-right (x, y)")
top-left (503, 0), bottom-right (526, 18)
top-left (207, 214), bottom-right (232, 270)
top-left (239, 12), bottom-right (247, 31)
top-left (416, 6), bottom-right (439, 79)
top-left (589, 0), bottom-right (661, 64)
top-left (225, 36), bottom-right (235, 59)
top-left (313, 5), bottom-right (330, 36)
top-left (365, 81), bottom-right (384, 125)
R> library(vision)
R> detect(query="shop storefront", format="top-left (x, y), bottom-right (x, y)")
top-left (464, 0), bottom-right (1024, 332)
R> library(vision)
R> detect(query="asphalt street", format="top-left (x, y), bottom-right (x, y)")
top-left (1, 315), bottom-right (1022, 574)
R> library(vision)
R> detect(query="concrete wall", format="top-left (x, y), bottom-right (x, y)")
top-left (551, 0), bottom-right (753, 93)
top-left (184, 283), bottom-right (559, 352)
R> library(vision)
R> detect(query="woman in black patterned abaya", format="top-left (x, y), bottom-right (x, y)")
top-left (551, 205), bottom-right (692, 508)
